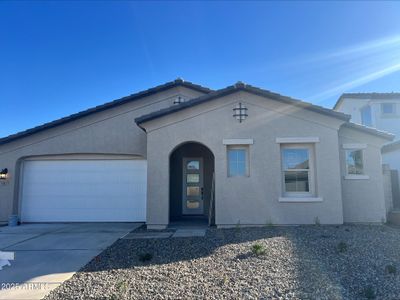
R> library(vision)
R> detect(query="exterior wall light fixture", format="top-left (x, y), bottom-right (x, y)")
top-left (0, 168), bottom-right (8, 180)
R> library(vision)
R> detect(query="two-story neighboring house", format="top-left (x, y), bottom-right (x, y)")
top-left (334, 93), bottom-right (400, 215)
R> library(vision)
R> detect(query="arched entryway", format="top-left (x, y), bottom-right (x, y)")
top-left (169, 142), bottom-right (215, 225)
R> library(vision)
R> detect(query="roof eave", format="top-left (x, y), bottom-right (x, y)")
top-left (342, 122), bottom-right (395, 141)
top-left (136, 84), bottom-right (351, 126)
top-left (382, 140), bottom-right (400, 153)
top-left (0, 79), bottom-right (212, 146)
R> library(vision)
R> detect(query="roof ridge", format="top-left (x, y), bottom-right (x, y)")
top-left (0, 79), bottom-right (212, 145)
top-left (135, 82), bottom-right (351, 126)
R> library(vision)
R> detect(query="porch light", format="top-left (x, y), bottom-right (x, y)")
top-left (0, 168), bottom-right (8, 180)
top-left (233, 103), bottom-right (248, 123)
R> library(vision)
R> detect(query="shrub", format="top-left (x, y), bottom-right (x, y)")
top-left (336, 241), bottom-right (348, 253)
top-left (138, 253), bottom-right (153, 262)
top-left (362, 285), bottom-right (376, 299)
top-left (385, 264), bottom-right (397, 275)
top-left (265, 218), bottom-right (273, 227)
top-left (251, 243), bottom-right (266, 256)
top-left (116, 280), bottom-right (127, 292)
top-left (235, 220), bottom-right (241, 230)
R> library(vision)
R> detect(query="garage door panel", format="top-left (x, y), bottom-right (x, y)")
top-left (21, 209), bottom-right (140, 222)
top-left (20, 159), bottom-right (147, 222)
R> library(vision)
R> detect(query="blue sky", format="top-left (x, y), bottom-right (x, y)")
top-left (1, 1), bottom-right (400, 137)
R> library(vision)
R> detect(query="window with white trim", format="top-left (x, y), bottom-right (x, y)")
top-left (227, 146), bottom-right (249, 177)
top-left (345, 149), bottom-right (364, 175)
top-left (360, 105), bottom-right (372, 126)
top-left (281, 144), bottom-right (315, 196)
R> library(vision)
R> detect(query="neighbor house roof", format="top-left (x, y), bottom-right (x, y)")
top-left (0, 79), bottom-right (212, 146)
top-left (382, 140), bottom-right (400, 153)
top-left (333, 92), bottom-right (400, 110)
top-left (341, 122), bottom-right (394, 141)
top-left (135, 82), bottom-right (351, 126)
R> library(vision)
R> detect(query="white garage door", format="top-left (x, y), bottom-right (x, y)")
top-left (20, 159), bottom-right (147, 222)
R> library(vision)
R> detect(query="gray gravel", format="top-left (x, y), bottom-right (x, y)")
top-left (45, 225), bottom-right (400, 300)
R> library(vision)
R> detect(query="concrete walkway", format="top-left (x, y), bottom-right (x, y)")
top-left (172, 229), bottom-right (206, 238)
top-left (0, 223), bottom-right (141, 300)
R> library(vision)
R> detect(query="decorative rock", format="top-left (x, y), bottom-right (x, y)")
top-left (45, 225), bottom-right (400, 300)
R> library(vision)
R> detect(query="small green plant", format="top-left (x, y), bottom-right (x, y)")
top-left (336, 241), bottom-right (348, 253)
top-left (115, 280), bottom-right (127, 292)
top-left (265, 218), bottom-right (273, 227)
top-left (235, 220), bottom-right (241, 231)
top-left (251, 243), bottom-right (266, 256)
top-left (138, 252), bottom-right (153, 262)
top-left (362, 285), bottom-right (376, 299)
top-left (314, 216), bottom-right (321, 226)
top-left (385, 264), bottom-right (397, 275)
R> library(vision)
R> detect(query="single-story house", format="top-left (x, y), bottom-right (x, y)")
top-left (0, 79), bottom-right (394, 229)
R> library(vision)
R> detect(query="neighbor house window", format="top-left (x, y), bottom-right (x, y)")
top-left (381, 103), bottom-right (396, 116)
top-left (281, 144), bottom-right (315, 196)
top-left (360, 105), bottom-right (372, 126)
top-left (346, 149), bottom-right (364, 175)
top-left (227, 146), bottom-right (249, 177)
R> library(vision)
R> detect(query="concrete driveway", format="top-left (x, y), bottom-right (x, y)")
top-left (0, 223), bottom-right (141, 300)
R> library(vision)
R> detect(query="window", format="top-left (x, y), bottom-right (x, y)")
top-left (281, 144), bottom-right (315, 196)
top-left (381, 103), bottom-right (396, 115)
top-left (360, 105), bottom-right (372, 126)
top-left (346, 149), bottom-right (364, 175)
top-left (227, 146), bottom-right (249, 177)
top-left (187, 160), bottom-right (199, 170)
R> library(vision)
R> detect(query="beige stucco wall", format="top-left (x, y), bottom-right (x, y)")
top-left (0, 86), bottom-right (205, 221)
top-left (1, 85), bottom-right (389, 226)
top-left (143, 91), bottom-right (348, 228)
top-left (338, 126), bottom-right (388, 223)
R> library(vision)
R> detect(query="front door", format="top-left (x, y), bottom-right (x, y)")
top-left (182, 157), bottom-right (204, 215)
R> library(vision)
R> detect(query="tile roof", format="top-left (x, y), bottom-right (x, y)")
top-left (382, 139), bottom-right (400, 153)
top-left (334, 92), bottom-right (400, 110)
top-left (0, 79), bottom-right (212, 146)
top-left (342, 122), bottom-right (394, 140)
top-left (135, 82), bottom-right (351, 126)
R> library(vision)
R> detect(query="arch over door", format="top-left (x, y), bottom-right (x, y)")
top-left (20, 159), bottom-right (147, 222)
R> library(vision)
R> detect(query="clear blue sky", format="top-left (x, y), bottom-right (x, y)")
top-left (1, 1), bottom-right (400, 138)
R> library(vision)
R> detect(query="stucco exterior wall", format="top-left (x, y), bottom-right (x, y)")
top-left (336, 98), bottom-right (400, 140)
top-left (336, 98), bottom-right (370, 125)
top-left (0, 86), bottom-right (205, 221)
top-left (338, 126), bottom-right (387, 223)
top-left (1, 85), bottom-right (389, 226)
top-left (143, 91), bottom-right (347, 228)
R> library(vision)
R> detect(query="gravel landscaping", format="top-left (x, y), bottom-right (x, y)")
top-left (45, 225), bottom-right (400, 300)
